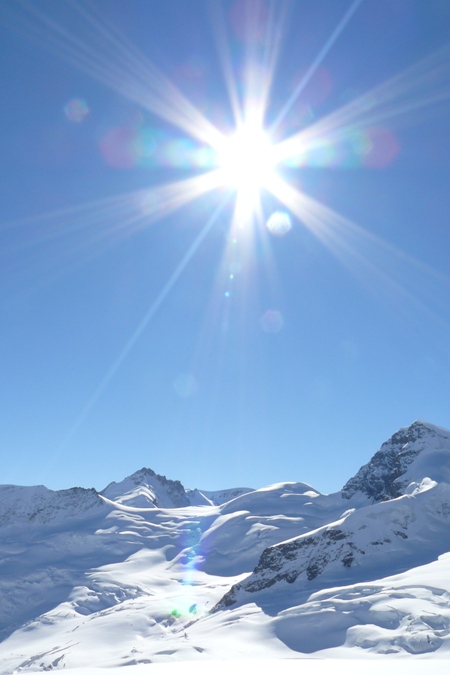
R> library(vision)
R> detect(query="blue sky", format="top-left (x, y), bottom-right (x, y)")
top-left (1, 0), bottom-right (450, 494)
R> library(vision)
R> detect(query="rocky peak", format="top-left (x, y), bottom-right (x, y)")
top-left (386, 421), bottom-right (438, 448)
top-left (342, 421), bottom-right (450, 503)
top-left (131, 468), bottom-right (189, 507)
top-left (101, 467), bottom-right (189, 508)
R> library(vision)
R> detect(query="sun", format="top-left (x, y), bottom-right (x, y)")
top-left (216, 123), bottom-right (278, 208)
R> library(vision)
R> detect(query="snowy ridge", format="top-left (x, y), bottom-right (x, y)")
top-left (0, 484), bottom-right (104, 529)
top-left (3, 421), bottom-right (450, 669)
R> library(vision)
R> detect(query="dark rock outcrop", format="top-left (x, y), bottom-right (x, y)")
top-left (342, 421), bottom-right (438, 502)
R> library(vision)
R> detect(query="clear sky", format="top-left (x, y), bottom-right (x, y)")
top-left (1, 0), bottom-right (450, 495)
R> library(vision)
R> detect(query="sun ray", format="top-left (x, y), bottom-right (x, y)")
top-left (4, 0), bottom-right (448, 312)
top-left (8, 0), bottom-right (225, 150)
top-left (1, 168), bottom-right (226, 295)
top-left (208, 0), bottom-right (287, 156)
top-left (2, 170), bottom-right (225, 250)
top-left (72, 0), bottom-right (225, 148)
top-left (239, 0), bottom-right (286, 128)
top-left (53, 195), bottom-right (231, 462)
top-left (273, 43), bottom-right (450, 168)
top-left (266, 173), bottom-right (450, 328)
top-left (208, 1), bottom-right (245, 130)
top-left (270, 0), bottom-right (364, 133)
top-left (138, 170), bottom-right (228, 225)
top-left (4, 0), bottom-right (450, 464)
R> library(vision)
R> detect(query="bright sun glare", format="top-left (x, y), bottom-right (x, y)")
top-left (217, 124), bottom-right (278, 200)
top-left (10, 0), bottom-right (450, 453)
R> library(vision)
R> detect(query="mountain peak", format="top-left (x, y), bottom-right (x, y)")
top-left (101, 467), bottom-right (189, 508)
top-left (386, 420), bottom-right (443, 447)
top-left (342, 420), bottom-right (450, 503)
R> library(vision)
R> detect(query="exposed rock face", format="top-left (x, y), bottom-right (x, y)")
top-left (342, 421), bottom-right (442, 502)
top-left (215, 526), bottom-right (363, 609)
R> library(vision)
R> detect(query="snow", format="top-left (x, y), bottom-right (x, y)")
top-left (186, 487), bottom-right (254, 506)
top-left (2, 421), bottom-right (450, 671)
top-left (14, 662), bottom-right (450, 675)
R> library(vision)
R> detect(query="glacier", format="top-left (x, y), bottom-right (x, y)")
top-left (2, 421), bottom-right (450, 671)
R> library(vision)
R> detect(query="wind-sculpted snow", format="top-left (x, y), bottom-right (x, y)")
top-left (3, 421), bottom-right (450, 669)
top-left (220, 481), bottom-right (325, 515)
top-left (197, 482), bottom-right (346, 576)
top-left (271, 552), bottom-right (450, 656)
top-left (0, 480), bottom-right (329, 649)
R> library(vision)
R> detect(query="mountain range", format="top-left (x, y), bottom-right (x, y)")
top-left (2, 420), bottom-right (450, 671)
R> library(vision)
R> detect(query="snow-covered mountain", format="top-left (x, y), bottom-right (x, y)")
top-left (2, 420), bottom-right (450, 671)
top-left (214, 421), bottom-right (450, 612)
top-left (101, 467), bottom-right (253, 508)
top-left (101, 467), bottom-right (191, 508)
top-left (341, 420), bottom-right (450, 501)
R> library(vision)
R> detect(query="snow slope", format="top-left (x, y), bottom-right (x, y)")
top-left (185, 487), bottom-right (254, 506)
top-left (13, 663), bottom-right (450, 675)
top-left (2, 421), bottom-right (450, 671)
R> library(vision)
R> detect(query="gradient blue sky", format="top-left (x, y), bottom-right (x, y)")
top-left (2, 0), bottom-right (450, 494)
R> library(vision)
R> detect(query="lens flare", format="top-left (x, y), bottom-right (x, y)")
top-left (64, 98), bottom-right (89, 122)
top-left (260, 310), bottom-right (284, 333)
top-left (10, 0), bottom-right (450, 459)
top-left (266, 211), bottom-right (292, 237)
top-left (173, 373), bottom-right (198, 398)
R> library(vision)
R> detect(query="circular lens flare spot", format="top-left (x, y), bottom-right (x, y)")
top-left (64, 98), bottom-right (89, 123)
top-left (267, 211), bottom-right (292, 236)
top-left (260, 310), bottom-right (284, 333)
top-left (173, 373), bottom-right (198, 398)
